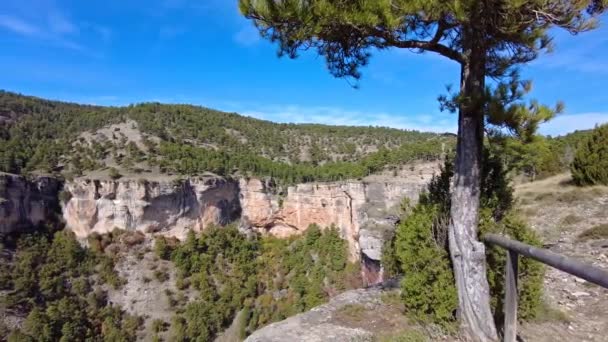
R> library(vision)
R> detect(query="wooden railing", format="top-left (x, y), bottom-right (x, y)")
top-left (482, 234), bottom-right (608, 342)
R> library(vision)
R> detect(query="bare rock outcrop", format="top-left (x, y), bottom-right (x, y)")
top-left (244, 283), bottom-right (408, 342)
top-left (63, 176), bottom-right (241, 240)
top-left (239, 165), bottom-right (437, 284)
top-left (0, 173), bottom-right (61, 233)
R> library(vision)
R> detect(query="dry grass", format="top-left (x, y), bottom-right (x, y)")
top-left (577, 224), bottom-right (608, 241)
top-left (560, 214), bottom-right (583, 226)
top-left (337, 304), bottom-right (367, 321)
top-left (534, 301), bottom-right (570, 324)
top-left (376, 330), bottom-right (428, 342)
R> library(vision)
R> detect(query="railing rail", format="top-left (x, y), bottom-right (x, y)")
top-left (482, 233), bottom-right (608, 342)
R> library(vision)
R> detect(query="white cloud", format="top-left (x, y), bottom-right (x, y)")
top-left (0, 14), bottom-right (39, 36)
top-left (233, 26), bottom-right (260, 47)
top-left (0, 3), bottom-right (109, 56)
top-left (48, 11), bottom-right (78, 35)
top-left (238, 104), bottom-right (458, 133)
top-left (539, 112), bottom-right (608, 136)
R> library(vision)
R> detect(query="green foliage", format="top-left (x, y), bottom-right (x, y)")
top-left (168, 224), bottom-right (359, 340)
top-left (479, 212), bottom-right (545, 321)
top-left (154, 236), bottom-right (172, 260)
top-left (571, 124), bottom-right (608, 186)
top-left (394, 203), bottom-right (458, 326)
top-left (378, 330), bottom-right (428, 342)
top-left (384, 154), bottom-right (544, 325)
top-left (108, 167), bottom-right (122, 180)
top-left (0, 91), bottom-right (450, 183)
top-left (0, 230), bottom-right (139, 341)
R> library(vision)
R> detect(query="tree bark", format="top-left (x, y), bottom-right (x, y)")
top-left (448, 36), bottom-right (499, 341)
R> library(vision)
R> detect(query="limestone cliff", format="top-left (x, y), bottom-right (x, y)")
top-left (0, 173), bottom-right (61, 233)
top-left (63, 177), bottom-right (241, 240)
top-left (239, 169), bottom-right (435, 284)
top-left (4, 163), bottom-right (435, 286)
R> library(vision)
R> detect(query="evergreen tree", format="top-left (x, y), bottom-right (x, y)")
top-left (571, 124), bottom-right (608, 186)
top-left (239, 1), bottom-right (605, 340)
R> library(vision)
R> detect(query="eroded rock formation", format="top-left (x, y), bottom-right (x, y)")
top-left (63, 177), bottom-right (241, 240)
top-left (0, 173), bottom-right (62, 233)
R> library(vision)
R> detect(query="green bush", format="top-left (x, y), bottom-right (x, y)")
top-left (108, 167), bottom-right (122, 180)
top-left (385, 154), bottom-right (544, 326)
top-left (480, 211), bottom-right (545, 321)
top-left (394, 203), bottom-right (457, 325)
top-left (1, 230), bottom-right (138, 340)
top-left (571, 124), bottom-right (608, 186)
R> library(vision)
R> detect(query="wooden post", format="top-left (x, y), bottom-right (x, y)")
top-left (504, 250), bottom-right (519, 342)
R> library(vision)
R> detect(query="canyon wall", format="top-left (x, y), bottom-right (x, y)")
top-left (63, 177), bottom-right (241, 240)
top-left (3, 163), bottom-right (437, 285)
top-left (0, 173), bottom-right (61, 234)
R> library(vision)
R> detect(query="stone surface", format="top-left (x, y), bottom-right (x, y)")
top-left (0, 173), bottom-right (61, 233)
top-left (63, 176), bottom-right (241, 240)
top-left (244, 287), bottom-right (386, 342)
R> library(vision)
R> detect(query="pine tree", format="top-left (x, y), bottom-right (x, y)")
top-left (239, 1), bottom-right (606, 340)
top-left (571, 124), bottom-right (608, 186)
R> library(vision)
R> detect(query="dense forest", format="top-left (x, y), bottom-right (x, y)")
top-left (0, 91), bottom-right (450, 184)
top-left (0, 224), bottom-right (360, 341)
top-left (0, 91), bottom-right (593, 184)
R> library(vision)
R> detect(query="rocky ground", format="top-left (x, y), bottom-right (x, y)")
top-left (246, 173), bottom-right (608, 342)
top-left (516, 174), bottom-right (608, 342)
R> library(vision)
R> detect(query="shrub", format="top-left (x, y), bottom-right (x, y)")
top-left (560, 214), bottom-right (582, 226)
top-left (108, 167), bottom-right (122, 180)
top-left (384, 154), bottom-right (544, 326)
top-left (480, 211), bottom-right (545, 321)
top-left (571, 124), bottom-right (608, 186)
top-left (394, 203), bottom-right (457, 326)
top-left (577, 224), bottom-right (608, 241)
top-left (154, 268), bottom-right (170, 283)
top-left (154, 236), bottom-right (172, 260)
top-left (378, 330), bottom-right (428, 342)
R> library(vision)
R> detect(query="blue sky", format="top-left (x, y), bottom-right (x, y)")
top-left (1, 0), bottom-right (607, 136)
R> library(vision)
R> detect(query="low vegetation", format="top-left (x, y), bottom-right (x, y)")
top-left (577, 224), bottom-right (608, 241)
top-left (0, 230), bottom-right (138, 341)
top-left (0, 91), bottom-right (449, 184)
top-left (152, 224), bottom-right (361, 340)
top-left (383, 155), bottom-right (545, 327)
top-left (571, 124), bottom-right (608, 186)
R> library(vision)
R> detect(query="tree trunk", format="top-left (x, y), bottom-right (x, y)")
top-left (448, 41), bottom-right (499, 341)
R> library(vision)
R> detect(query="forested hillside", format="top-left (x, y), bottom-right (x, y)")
top-left (0, 91), bottom-right (450, 183)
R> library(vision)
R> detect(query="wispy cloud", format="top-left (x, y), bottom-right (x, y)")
top-left (0, 2), bottom-right (110, 56)
top-left (539, 112), bottom-right (608, 136)
top-left (0, 14), bottom-right (40, 36)
top-left (534, 27), bottom-right (608, 74)
top-left (236, 104), bottom-right (458, 133)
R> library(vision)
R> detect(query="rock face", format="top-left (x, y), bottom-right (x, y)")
top-left (0, 173), bottom-right (62, 234)
top-left (63, 177), bottom-right (241, 240)
top-left (244, 283), bottom-right (405, 342)
top-left (239, 170), bottom-right (435, 284)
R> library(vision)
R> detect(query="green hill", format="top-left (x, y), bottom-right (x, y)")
top-left (0, 91), bottom-right (452, 183)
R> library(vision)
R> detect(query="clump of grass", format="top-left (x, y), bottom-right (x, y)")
top-left (556, 189), bottom-right (592, 203)
top-left (560, 214), bottom-right (582, 226)
top-left (577, 224), bottom-right (608, 241)
top-left (534, 192), bottom-right (553, 202)
top-left (380, 291), bottom-right (402, 307)
top-left (377, 330), bottom-right (428, 342)
top-left (534, 301), bottom-right (570, 323)
top-left (338, 304), bottom-right (366, 321)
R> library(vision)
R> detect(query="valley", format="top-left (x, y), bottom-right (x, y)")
top-left (0, 92), bottom-right (605, 342)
